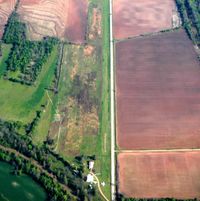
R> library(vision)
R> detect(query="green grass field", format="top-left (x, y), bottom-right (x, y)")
top-left (93, 0), bottom-right (111, 197)
top-left (0, 44), bottom-right (58, 128)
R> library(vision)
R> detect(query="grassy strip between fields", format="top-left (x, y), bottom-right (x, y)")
top-left (31, 45), bottom-right (59, 144)
top-left (95, 0), bottom-right (111, 198)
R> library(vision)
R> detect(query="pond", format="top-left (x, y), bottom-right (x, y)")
top-left (0, 161), bottom-right (46, 201)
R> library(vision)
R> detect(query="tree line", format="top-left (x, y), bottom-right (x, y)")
top-left (176, 0), bottom-right (200, 47)
top-left (0, 148), bottom-right (75, 201)
top-left (118, 196), bottom-right (198, 201)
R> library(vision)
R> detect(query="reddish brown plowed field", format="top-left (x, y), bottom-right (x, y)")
top-left (116, 30), bottom-right (200, 150)
top-left (18, 0), bottom-right (88, 43)
top-left (0, 0), bottom-right (16, 38)
top-left (64, 0), bottom-right (88, 43)
top-left (113, 0), bottom-right (175, 39)
top-left (118, 152), bottom-right (200, 199)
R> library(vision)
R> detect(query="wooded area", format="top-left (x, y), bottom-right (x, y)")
top-left (2, 12), bottom-right (58, 85)
top-left (176, 0), bottom-right (200, 47)
top-left (0, 119), bottom-right (99, 200)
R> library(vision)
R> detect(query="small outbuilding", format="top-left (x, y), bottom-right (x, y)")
top-left (89, 161), bottom-right (94, 170)
top-left (86, 174), bottom-right (94, 183)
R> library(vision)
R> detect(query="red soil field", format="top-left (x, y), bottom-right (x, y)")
top-left (0, 0), bottom-right (17, 38)
top-left (113, 0), bottom-right (176, 39)
top-left (18, 0), bottom-right (88, 43)
top-left (116, 30), bottom-right (200, 150)
top-left (118, 152), bottom-right (200, 199)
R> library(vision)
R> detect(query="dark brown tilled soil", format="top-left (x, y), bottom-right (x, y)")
top-left (116, 30), bottom-right (200, 150)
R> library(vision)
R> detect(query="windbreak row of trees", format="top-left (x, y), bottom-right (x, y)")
top-left (0, 119), bottom-right (94, 200)
top-left (2, 12), bottom-right (58, 85)
top-left (176, 0), bottom-right (200, 47)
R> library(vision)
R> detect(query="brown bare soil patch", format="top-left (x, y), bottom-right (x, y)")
top-left (84, 45), bottom-right (95, 56)
top-left (113, 0), bottom-right (176, 39)
top-left (18, 0), bottom-right (88, 43)
top-left (116, 30), bottom-right (200, 150)
top-left (89, 7), bottom-right (102, 40)
top-left (118, 152), bottom-right (200, 199)
top-left (70, 64), bottom-right (78, 80)
top-left (64, 0), bottom-right (88, 43)
top-left (0, 0), bottom-right (16, 38)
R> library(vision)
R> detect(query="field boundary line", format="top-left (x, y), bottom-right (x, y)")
top-left (116, 148), bottom-right (200, 153)
top-left (114, 27), bottom-right (182, 43)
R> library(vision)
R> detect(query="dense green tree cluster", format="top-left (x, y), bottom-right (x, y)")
top-left (2, 12), bottom-right (26, 44)
top-left (176, 0), bottom-right (200, 46)
top-left (7, 41), bottom-right (32, 72)
top-left (5, 37), bottom-right (58, 85)
top-left (0, 119), bottom-right (90, 200)
top-left (184, 0), bottom-right (200, 41)
top-left (0, 149), bottom-right (75, 201)
top-left (2, 11), bottom-right (58, 85)
top-left (25, 110), bottom-right (42, 135)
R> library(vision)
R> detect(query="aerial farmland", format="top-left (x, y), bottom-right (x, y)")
top-left (18, 0), bottom-right (88, 42)
top-left (113, 0), bottom-right (200, 199)
top-left (0, 0), bottom-right (111, 200)
top-left (118, 152), bottom-right (200, 198)
top-left (116, 30), bottom-right (200, 150)
top-left (113, 0), bottom-right (179, 39)
top-left (0, 0), bottom-right (200, 200)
